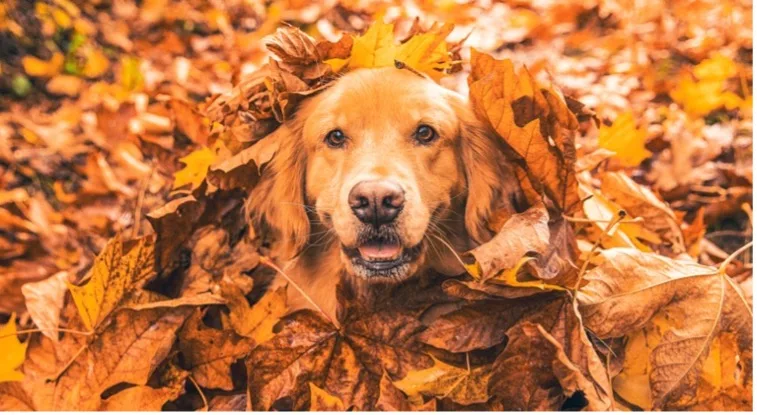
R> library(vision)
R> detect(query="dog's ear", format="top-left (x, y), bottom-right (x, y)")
top-left (245, 125), bottom-right (310, 260)
top-left (456, 99), bottom-right (525, 245)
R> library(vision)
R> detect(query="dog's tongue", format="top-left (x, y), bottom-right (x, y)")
top-left (358, 242), bottom-right (401, 261)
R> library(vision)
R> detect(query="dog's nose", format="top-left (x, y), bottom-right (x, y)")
top-left (348, 180), bottom-right (405, 226)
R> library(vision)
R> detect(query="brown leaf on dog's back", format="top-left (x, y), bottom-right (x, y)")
top-left (468, 50), bottom-right (580, 214)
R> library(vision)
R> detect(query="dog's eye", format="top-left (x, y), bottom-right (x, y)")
top-left (325, 129), bottom-right (347, 148)
top-left (414, 124), bottom-right (438, 144)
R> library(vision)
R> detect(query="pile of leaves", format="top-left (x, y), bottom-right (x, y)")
top-left (0, 0), bottom-right (752, 411)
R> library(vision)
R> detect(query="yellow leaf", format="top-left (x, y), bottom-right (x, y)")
top-left (393, 356), bottom-right (490, 405)
top-left (22, 52), bottom-right (64, 77)
top-left (693, 54), bottom-right (737, 82)
top-left (349, 20), bottom-right (397, 69)
top-left (308, 383), bottom-right (346, 411)
top-left (598, 111), bottom-right (651, 167)
top-left (67, 235), bottom-right (155, 331)
top-left (490, 256), bottom-right (566, 291)
top-left (173, 146), bottom-right (219, 190)
top-left (222, 281), bottom-right (287, 344)
top-left (395, 23), bottom-right (453, 81)
top-left (0, 314), bottom-right (27, 383)
top-left (82, 49), bottom-right (110, 78)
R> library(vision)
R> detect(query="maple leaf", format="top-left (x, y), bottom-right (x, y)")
top-left (67, 235), bottom-right (156, 332)
top-left (100, 364), bottom-right (189, 410)
top-left (577, 248), bottom-right (753, 409)
top-left (0, 382), bottom-right (34, 410)
top-left (468, 49), bottom-right (580, 214)
top-left (0, 314), bottom-right (27, 383)
top-left (670, 54), bottom-right (745, 117)
top-left (349, 20), bottom-right (397, 69)
top-left (598, 111), bottom-right (652, 167)
top-left (26, 307), bottom-right (192, 410)
top-left (309, 383), bottom-right (347, 411)
top-left (246, 308), bottom-right (433, 410)
top-left (395, 23), bottom-right (454, 82)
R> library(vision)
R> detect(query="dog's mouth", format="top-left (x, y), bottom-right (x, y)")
top-left (342, 229), bottom-right (423, 280)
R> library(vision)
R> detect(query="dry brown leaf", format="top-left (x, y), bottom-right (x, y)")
top-left (393, 357), bottom-right (491, 406)
top-left (468, 50), bottom-right (580, 214)
top-left (309, 382), bottom-right (347, 411)
top-left (178, 309), bottom-right (254, 391)
top-left (21, 271), bottom-right (69, 342)
top-left (222, 279), bottom-right (286, 343)
top-left (246, 308), bottom-right (432, 410)
top-left (577, 248), bottom-right (752, 409)
top-left (46, 307), bottom-right (191, 410)
top-left (462, 204), bottom-right (550, 281)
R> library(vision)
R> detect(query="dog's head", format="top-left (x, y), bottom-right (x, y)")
top-left (248, 67), bottom-right (520, 283)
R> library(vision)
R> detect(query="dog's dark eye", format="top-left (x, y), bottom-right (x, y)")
top-left (325, 129), bottom-right (347, 148)
top-left (414, 124), bottom-right (438, 144)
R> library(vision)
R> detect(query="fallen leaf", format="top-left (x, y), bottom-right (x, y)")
top-left (309, 382), bottom-right (347, 410)
top-left (67, 235), bottom-right (156, 332)
top-left (173, 146), bottom-right (218, 190)
top-left (22, 53), bottom-right (64, 77)
top-left (0, 314), bottom-right (27, 383)
top-left (178, 310), bottom-right (254, 391)
top-left (598, 111), bottom-right (651, 167)
top-left (393, 356), bottom-right (491, 406)
top-left (222, 280), bottom-right (286, 343)
top-left (577, 248), bottom-right (753, 409)
top-left (247, 308), bottom-right (432, 410)
top-left (21, 271), bottom-right (69, 342)
top-left (0, 382), bottom-right (34, 410)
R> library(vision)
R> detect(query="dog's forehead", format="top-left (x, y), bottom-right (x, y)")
top-left (323, 67), bottom-right (451, 109)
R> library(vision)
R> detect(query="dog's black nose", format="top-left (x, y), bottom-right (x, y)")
top-left (349, 180), bottom-right (405, 226)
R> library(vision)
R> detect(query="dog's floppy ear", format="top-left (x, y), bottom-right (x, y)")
top-left (245, 124), bottom-right (310, 260)
top-left (455, 98), bottom-right (525, 245)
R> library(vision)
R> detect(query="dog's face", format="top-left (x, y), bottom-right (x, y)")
top-left (248, 67), bottom-right (515, 284)
top-left (301, 68), bottom-right (467, 281)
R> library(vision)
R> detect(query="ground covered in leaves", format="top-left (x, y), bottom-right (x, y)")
top-left (0, 0), bottom-right (753, 411)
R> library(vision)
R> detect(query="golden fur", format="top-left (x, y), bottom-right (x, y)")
top-left (247, 67), bottom-right (523, 320)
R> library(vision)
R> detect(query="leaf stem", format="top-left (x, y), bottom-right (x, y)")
top-left (572, 211), bottom-right (626, 292)
top-left (188, 375), bottom-right (208, 411)
top-left (259, 256), bottom-right (340, 329)
top-left (718, 240), bottom-right (753, 274)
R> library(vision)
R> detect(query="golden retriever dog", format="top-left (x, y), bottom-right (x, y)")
top-left (247, 67), bottom-right (524, 320)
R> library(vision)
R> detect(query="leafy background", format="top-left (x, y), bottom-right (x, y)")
top-left (0, 0), bottom-right (752, 411)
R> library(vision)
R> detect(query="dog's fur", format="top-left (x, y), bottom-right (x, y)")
top-left (247, 67), bottom-right (524, 320)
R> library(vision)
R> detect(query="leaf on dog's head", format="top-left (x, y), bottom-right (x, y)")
top-left (350, 20), bottom-right (397, 69)
top-left (468, 50), bottom-right (580, 214)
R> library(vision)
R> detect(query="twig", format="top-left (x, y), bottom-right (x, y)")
top-left (188, 375), bottom-right (208, 411)
top-left (718, 241), bottom-right (753, 274)
top-left (572, 211), bottom-right (626, 292)
top-left (131, 163), bottom-right (155, 239)
top-left (0, 327), bottom-right (93, 340)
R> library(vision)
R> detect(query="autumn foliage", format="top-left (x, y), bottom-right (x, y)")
top-left (0, 0), bottom-right (753, 411)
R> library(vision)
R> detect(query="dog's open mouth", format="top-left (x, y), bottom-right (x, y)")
top-left (342, 230), bottom-right (422, 279)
